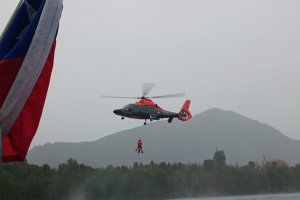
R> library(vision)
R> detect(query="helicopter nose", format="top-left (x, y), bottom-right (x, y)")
top-left (113, 109), bottom-right (122, 115)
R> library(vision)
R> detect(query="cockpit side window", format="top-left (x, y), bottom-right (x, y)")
top-left (122, 105), bottom-right (130, 110)
top-left (123, 104), bottom-right (133, 111)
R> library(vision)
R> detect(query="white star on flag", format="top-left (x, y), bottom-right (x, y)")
top-left (25, 1), bottom-right (37, 20)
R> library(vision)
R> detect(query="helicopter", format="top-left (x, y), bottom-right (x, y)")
top-left (101, 83), bottom-right (192, 125)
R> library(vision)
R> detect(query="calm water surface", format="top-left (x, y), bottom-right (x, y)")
top-left (176, 193), bottom-right (300, 200)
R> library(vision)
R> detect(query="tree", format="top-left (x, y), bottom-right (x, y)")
top-left (213, 149), bottom-right (226, 170)
top-left (203, 159), bottom-right (215, 171)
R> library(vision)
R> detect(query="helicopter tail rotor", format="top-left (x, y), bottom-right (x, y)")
top-left (178, 100), bottom-right (192, 121)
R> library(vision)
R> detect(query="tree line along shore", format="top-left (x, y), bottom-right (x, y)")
top-left (1, 150), bottom-right (300, 200)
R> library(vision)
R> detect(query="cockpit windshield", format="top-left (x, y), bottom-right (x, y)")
top-left (122, 105), bottom-right (130, 109)
top-left (122, 104), bottom-right (134, 111)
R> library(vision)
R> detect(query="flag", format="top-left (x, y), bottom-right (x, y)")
top-left (0, 0), bottom-right (63, 162)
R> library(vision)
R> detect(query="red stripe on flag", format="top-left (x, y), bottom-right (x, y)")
top-left (2, 42), bottom-right (56, 162)
top-left (0, 59), bottom-right (23, 107)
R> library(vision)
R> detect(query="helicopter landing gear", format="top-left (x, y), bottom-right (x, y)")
top-left (168, 117), bottom-right (173, 123)
top-left (121, 116), bottom-right (124, 120)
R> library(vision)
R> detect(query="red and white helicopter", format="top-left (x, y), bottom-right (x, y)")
top-left (101, 83), bottom-right (192, 125)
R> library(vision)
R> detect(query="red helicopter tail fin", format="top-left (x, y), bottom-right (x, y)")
top-left (178, 100), bottom-right (192, 121)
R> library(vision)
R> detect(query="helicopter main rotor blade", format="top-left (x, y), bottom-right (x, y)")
top-left (100, 95), bottom-right (139, 99)
top-left (142, 83), bottom-right (156, 97)
top-left (149, 92), bottom-right (186, 99)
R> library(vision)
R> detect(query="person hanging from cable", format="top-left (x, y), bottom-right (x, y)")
top-left (135, 138), bottom-right (143, 153)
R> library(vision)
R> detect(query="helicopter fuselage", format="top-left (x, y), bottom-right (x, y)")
top-left (113, 98), bottom-right (191, 125)
top-left (113, 103), bottom-right (177, 120)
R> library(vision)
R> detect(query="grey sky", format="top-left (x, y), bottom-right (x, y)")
top-left (1, 0), bottom-right (300, 147)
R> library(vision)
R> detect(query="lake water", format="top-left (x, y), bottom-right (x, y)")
top-left (176, 193), bottom-right (300, 200)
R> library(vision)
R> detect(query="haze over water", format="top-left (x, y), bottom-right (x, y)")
top-left (176, 193), bottom-right (300, 200)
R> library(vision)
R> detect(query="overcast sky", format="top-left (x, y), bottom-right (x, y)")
top-left (1, 0), bottom-right (300, 147)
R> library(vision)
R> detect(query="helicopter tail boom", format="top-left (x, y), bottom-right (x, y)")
top-left (178, 100), bottom-right (192, 121)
